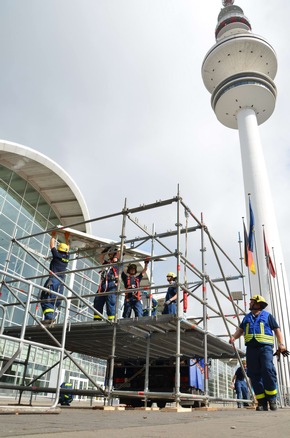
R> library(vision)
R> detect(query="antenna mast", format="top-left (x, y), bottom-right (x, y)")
top-left (222, 0), bottom-right (234, 6)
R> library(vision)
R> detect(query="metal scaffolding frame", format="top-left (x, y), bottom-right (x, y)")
top-left (0, 189), bottom-right (252, 412)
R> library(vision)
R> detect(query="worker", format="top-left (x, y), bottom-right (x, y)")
top-left (162, 272), bottom-right (177, 314)
top-left (41, 231), bottom-right (70, 324)
top-left (229, 295), bottom-right (288, 411)
top-left (93, 246), bottom-right (120, 321)
top-left (143, 295), bottom-right (158, 316)
top-left (231, 359), bottom-right (249, 408)
top-left (58, 382), bottom-right (74, 406)
top-left (121, 260), bottom-right (149, 318)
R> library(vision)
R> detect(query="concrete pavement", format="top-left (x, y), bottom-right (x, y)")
top-left (0, 404), bottom-right (289, 438)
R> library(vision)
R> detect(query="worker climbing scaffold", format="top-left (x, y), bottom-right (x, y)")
top-left (40, 231), bottom-right (70, 325)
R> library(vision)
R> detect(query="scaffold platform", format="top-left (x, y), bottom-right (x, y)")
top-left (3, 315), bottom-right (241, 360)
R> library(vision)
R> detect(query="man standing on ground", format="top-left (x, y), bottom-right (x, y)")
top-left (229, 295), bottom-right (287, 411)
top-left (231, 359), bottom-right (249, 408)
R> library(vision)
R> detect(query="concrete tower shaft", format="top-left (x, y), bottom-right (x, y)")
top-left (202, 4), bottom-right (277, 129)
top-left (201, 1), bottom-right (290, 390)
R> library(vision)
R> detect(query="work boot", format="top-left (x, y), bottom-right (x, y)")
top-left (269, 399), bottom-right (277, 411)
top-left (256, 401), bottom-right (268, 411)
top-left (42, 319), bottom-right (55, 325)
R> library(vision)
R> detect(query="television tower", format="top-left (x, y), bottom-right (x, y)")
top-left (201, 1), bottom-right (289, 326)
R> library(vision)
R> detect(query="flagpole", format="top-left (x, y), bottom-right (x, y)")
top-left (264, 247), bottom-right (286, 405)
top-left (238, 231), bottom-right (247, 312)
top-left (271, 246), bottom-right (288, 403)
top-left (253, 236), bottom-right (262, 295)
top-left (280, 263), bottom-right (290, 342)
top-left (262, 225), bottom-right (276, 312)
top-left (272, 247), bottom-right (284, 330)
top-left (262, 246), bottom-right (286, 403)
top-left (279, 263), bottom-right (290, 403)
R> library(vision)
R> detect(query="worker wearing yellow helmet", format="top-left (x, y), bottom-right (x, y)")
top-left (41, 230), bottom-right (70, 325)
top-left (229, 294), bottom-right (288, 412)
top-left (162, 272), bottom-right (177, 315)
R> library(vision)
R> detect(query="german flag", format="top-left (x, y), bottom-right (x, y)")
top-left (244, 220), bottom-right (256, 274)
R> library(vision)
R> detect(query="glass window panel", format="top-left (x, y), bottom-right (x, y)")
top-left (2, 201), bottom-right (19, 223)
top-left (0, 215), bottom-right (16, 239)
top-left (37, 201), bottom-right (51, 219)
top-left (17, 212), bottom-right (33, 234)
top-left (0, 166), bottom-right (13, 184)
top-left (31, 222), bottom-right (42, 236)
top-left (23, 186), bottom-right (39, 209)
top-left (6, 188), bottom-right (22, 210)
top-left (10, 173), bottom-right (26, 198)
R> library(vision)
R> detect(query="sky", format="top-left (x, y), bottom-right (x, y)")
top-left (0, 0), bottom-right (289, 315)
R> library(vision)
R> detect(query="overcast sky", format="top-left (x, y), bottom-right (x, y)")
top-left (0, 0), bottom-right (289, 304)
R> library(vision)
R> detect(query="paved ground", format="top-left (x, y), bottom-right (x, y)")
top-left (0, 403), bottom-right (289, 438)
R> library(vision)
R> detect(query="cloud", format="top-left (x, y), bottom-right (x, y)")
top-left (0, 0), bottom-right (289, 312)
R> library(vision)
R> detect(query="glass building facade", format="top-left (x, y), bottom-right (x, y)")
top-left (0, 163), bottom-right (106, 397)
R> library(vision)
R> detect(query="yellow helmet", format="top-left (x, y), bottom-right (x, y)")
top-left (57, 243), bottom-right (70, 253)
top-left (251, 295), bottom-right (268, 309)
top-left (166, 272), bottom-right (176, 278)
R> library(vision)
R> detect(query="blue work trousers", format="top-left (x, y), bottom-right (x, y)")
top-left (235, 380), bottom-right (248, 407)
top-left (246, 345), bottom-right (277, 400)
top-left (41, 276), bottom-right (64, 320)
top-left (123, 298), bottom-right (143, 318)
top-left (162, 302), bottom-right (176, 315)
top-left (94, 290), bottom-right (116, 320)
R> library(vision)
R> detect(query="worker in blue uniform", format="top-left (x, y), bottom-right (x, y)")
top-left (94, 246), bottom-right (120, 321)
top-left (41, 231), bottom-right (70, 324)
top-left (229, 295), bottom-right (287, 411)
top-left (121, 261), bottom-right (149, 318)
top-left (231, 359), bottom-right (249, 408)
top-left (162, 272), bottom-right (177, 314)
top-left (58, 382), bottom-right (74, 406)
top-left (143, 296), bottom-right (158, 316)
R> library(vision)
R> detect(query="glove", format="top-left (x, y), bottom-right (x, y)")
top-left (273, 349), bottom-right (290, 362)
top-left (64, 231), bottom-right (70, 244)
top-left (165, 300), bottom-right (171, 305)
top-left (51, 231), bottom-right (57, 238)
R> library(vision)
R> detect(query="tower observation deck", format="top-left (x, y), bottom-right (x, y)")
top-left (202, 2), bottom-right (277, 129)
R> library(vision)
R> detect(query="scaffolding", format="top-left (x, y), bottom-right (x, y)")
top-left (0, 190), bottom-right (254, 412)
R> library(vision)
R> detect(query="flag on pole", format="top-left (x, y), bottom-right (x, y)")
top-left (243, 221), bottom-right (256, 274)
top-left (248, 200), bottom-right (254, 252)
top-left (247, 200), bottom-right (256, 274)
top-left (263, 229), bottom-right (276, 278)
